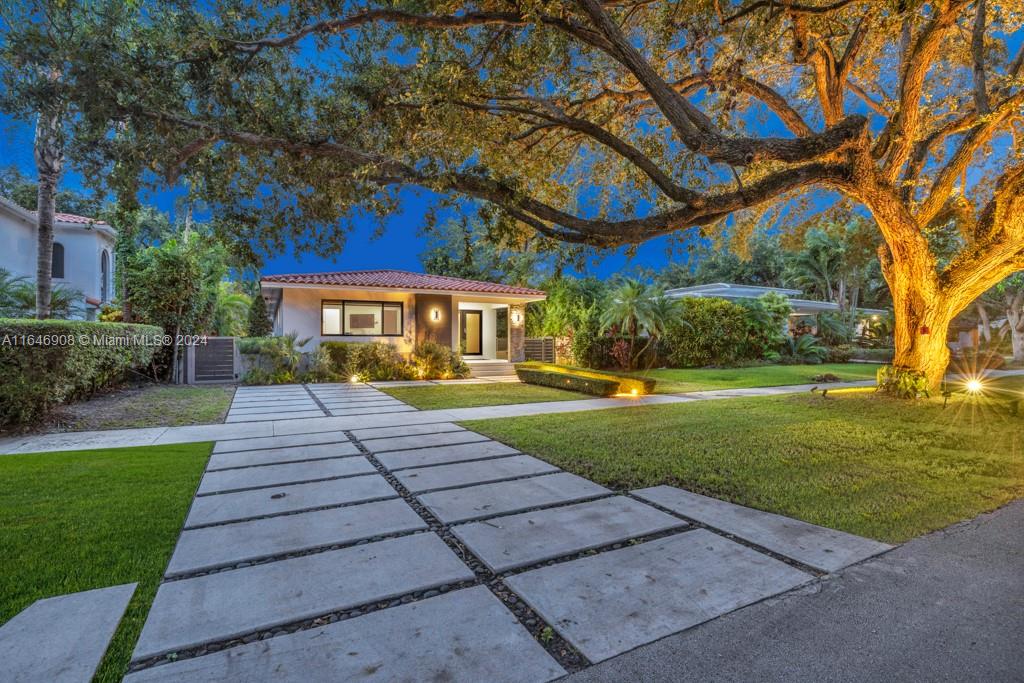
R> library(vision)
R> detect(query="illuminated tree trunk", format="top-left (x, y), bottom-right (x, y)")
top-left (889, 285), bottom-right (953, 389)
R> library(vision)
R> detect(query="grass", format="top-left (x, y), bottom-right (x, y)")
top-left (0, 443), bottom-right (211, 682)
top-left (465, 389), bottom-right (1024, 543)
top-left (47, 384), bottom-right (234, 432)
top-left (637, 362), bottom-right (880, 394)
top-left (380, 382), bottom-right (585, 410)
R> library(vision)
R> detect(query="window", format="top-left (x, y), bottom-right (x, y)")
top-left (322, 300), bottom-right (403, 336)
top-left (51, 242), bottom-right (64, 279)
top-left (100, 250), bottom-right (110, 301)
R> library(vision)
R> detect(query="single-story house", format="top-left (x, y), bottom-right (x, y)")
top-left (0, 196), bottom-right (116, 319)
top-left (664, 282), bottom-right (888, 333)
top-left (260, 269), bottom-right (546, 366)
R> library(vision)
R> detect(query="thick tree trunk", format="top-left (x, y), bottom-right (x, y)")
top-left (888, 280), bottom-right (954, 389)
top-left (34, 107), bottom-right (64, 320)
top-left (1007, 304), bottom-right (1024, 363)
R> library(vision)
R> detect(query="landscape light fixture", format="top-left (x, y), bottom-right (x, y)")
top-left (350, 375), bottom-right (360, 384)
top-left (966, 379), bottom-right (983, 394)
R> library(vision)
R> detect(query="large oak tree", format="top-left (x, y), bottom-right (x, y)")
top-left (22, 0), bottom-right (1024, 387)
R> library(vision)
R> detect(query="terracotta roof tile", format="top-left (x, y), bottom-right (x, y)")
top-left (261, 269), bottom-right (545, 297)
top-left (53, 212), bottom-right (107, 225)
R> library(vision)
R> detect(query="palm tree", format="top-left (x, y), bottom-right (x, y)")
top-left (8, 279), bottom-right (82, 318)
top-left (0, 268), bottom-right (29, 317)
top-left (212, 281), bottom-right (252, 336)
top-left (600, 279), bottom-right (671, 369)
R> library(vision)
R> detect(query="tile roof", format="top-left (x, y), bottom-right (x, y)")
top-left (261, 269), bottom-right (545, 297)
top-left (53, 212), bottom-right (107, 225)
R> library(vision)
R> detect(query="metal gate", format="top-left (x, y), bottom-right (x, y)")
top-left (187, 337), bottom-right (240, 383)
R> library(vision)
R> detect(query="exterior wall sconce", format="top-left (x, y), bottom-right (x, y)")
top-left (511, 310), bottom-right (522, 325)
top-left (431, 308), bottom-right (441, 322)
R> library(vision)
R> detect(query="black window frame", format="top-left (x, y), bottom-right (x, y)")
top-left (321, 299), bottom-right (404, 337)
top-left (51, 242), bottom-right (65, 279)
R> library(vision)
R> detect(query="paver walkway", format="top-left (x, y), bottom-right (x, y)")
top-left (123, 382), bottom-right (891, 682)
top-left (0, 379), bottom-right (875, 455)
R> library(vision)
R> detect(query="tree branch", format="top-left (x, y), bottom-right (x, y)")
top-left (971, 0), bottom-right (989, 114)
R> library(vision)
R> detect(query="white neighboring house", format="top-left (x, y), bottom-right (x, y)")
top-left (0, 196), bottom-right (117, 320)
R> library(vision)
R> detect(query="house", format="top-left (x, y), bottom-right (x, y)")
top-left (259, 270), bottom-right (546, 369)
top-left (665, 282), bottom-right (887, 333)
top-left (0, 196), bottom-right (116, 319)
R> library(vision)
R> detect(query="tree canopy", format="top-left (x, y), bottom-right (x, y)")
top-left (3, 0), bottom-right (1023, 386)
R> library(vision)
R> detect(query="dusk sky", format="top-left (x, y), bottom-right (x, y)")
top-left (0, 112), bottom-right (687, 280)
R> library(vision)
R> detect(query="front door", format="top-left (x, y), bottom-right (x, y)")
top-left (460, 310), bottom-right (483, 356)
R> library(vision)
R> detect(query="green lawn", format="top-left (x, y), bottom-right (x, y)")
top-left (0, 443), bottom-right (211, 682)
top-left (638, 362), bottom-right (880, 393)
top-left (381, 382), bottom-right (583, 410)
top-left (465, 389), bottom-right (1024, 543)
top-left (49, 385), bottom-right (234, 432)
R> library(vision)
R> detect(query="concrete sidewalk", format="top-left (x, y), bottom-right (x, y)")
top-left (0, 380), bottom-right (875, 455)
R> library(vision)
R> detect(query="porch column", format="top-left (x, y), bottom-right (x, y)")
top-left (509, 303), bottom-right (526, 362)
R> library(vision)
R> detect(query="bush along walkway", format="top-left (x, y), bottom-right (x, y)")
top-left (0, 379), bottom-right (876, 455)
top-left (123, 383), bottom-right (890, 682)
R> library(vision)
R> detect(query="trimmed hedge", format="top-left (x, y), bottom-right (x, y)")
top-left (1, 319), bottom-right (163, 428)
top-left (515, 368), bottom-right (618, 396)
top-left (515, 361), bottom-right (656, 394)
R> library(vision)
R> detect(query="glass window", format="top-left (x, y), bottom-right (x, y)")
top-left (52, 242), bottom-right (64, 279)
top-left (100, 250), bottom-right (110, 301)
top-left (345, 302), bottom-right (382, 335)
top-left (322, 301), bottom-right (403, 336)
top-left (322, 303), bottom-right (342, 335)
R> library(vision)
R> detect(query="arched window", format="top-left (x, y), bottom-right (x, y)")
top-left (51, 242), bottom-right (65, 279)
top-left (100, 250), bottom-right (110, 301)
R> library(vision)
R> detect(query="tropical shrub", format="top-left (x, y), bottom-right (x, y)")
top-left (0, 319), bottom-right (162, 427)
top-left (301, 346), bottom-right (340, 383)
top-left (815, 312), bottom-right (855, 346)
top-left (411, 340), bottom-right (470, 380)
top-left (212, 281), bottom-right (251, 336)
top-left (0, 269), bottom-right (84, 319)
top-left (515, 368), bottom-right (618, 396)
top-left (781, 334), bottom-right (828, 364)
top-left (344, 342), bottom-right (414, 381)
top-left (825, 344), bottom-right (855, 363)
top-left (239, 334), bottom-right (306, 384)
top-left (662, 297), bottom-right (749, 367)
top-left (877, 365), bottom-right (928, 398)
top-left (320, 341), bottom-right (357, 373)
top-left (737, 292), bottom-right (791, 359)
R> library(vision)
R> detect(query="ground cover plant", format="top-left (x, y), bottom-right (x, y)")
top-left (0, 442), bottom-right (211, 682)
top-left (466, 390), bottom-right (1024, 543)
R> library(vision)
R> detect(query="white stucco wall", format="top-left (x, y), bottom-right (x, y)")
top-left (277, 287), bottom-right (417, 353)
top-left (0, 204), bottom-right (116, 318)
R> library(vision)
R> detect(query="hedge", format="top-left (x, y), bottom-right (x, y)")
top-left (515, 368), bottom-right (619, 396)
top-left (515, 361), bottom-right (656, 394)
top-left (1, 319), bottom-right (163, 428)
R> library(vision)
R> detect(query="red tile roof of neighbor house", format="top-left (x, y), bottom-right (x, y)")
top-left (53, 212), bottom-right (107, 225)
top-left (261, 269), bottom-right (546, 296)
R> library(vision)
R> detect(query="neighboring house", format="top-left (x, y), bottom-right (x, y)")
top-left (665, 282), bottom-right (887, 333)
top-left (260, 269), bottom-right (546, 365)
top-left (0, 196), bottom-right (116, 320)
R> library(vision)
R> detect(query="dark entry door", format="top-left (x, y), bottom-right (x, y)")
top-left (460, 310), bottom-right (483, 355)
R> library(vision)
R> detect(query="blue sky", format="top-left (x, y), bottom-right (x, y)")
top-left (0, 112), bottom-right (685, 279)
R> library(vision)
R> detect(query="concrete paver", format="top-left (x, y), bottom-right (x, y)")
top-left (124, 587), bottom-right (565, 683)
top-left (352, 422), bottom-right (465, 441)
top-left (395, 455), bottom-right (559, 493)
top-left (184, 474), bottom-right (398, 528)
top-left (506, 530), bottom-right (812, 662)
top-left (212, 432), bottom-right (348, 454)
top-left (452, 496), bottom-right (686, 572)
top-left (361, 430), bottom-right (490, 453)
top-left (376, 440), bottom-right (519, 471)
top-left (634, 486), bottom-right (893, 572)
top-left (418, 472), bottom-right (611, 523)
top-left (1, 583), bottom-right (137, 683)
top-left (133, 534), bottom-right (474, 661)
top-left (197, 457), bottom-right (376, 495)
top-left (166, 498), bottom-right (428, 577)
top-left (206, 442), bottom-right (362, 470)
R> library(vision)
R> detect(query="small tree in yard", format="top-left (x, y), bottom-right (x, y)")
top-left (993, 275), bottom-right (1024, 363)
top-left (126, 231), bottom-right (225, 381)
top-left (247, 292), bottom-right (273, 337)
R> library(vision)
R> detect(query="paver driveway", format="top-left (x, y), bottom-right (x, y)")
top-left (126, 382), bottom-right (891, 682)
